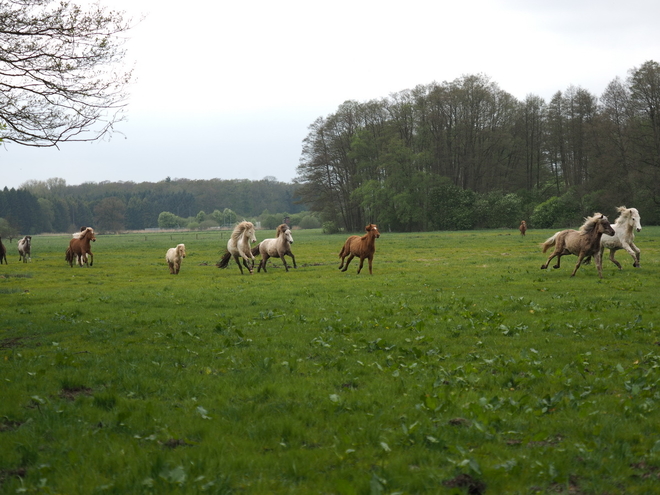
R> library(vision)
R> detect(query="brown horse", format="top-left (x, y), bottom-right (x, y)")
top-left (519, 220), bottom-right (527, 236)
top-left (338, 224), bottom-right (380, 275)
top-left (0, 236), bottom-right (7, 264)
top-left (66, 227), bottom-right (96, 267)
top-left (540, 213), bottom-right (615, 278)
top-left (252, 224), bottom-right (297, 273)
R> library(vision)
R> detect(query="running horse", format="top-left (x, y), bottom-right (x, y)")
top-left (216, 221), bottom-right (258, 274)
top-left (338, 223), bottom-right (381, 275)
top-left (252, 223), bottom-right (297, 273)
top-left (66, 227), bottom-right (96, 267)
top-left (540, 213), bottom-right (614, 278)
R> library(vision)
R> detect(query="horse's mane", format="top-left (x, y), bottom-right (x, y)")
top-left (613, 206), bottom-right (637, 227)
top-left (231, 221), bottom-right (253, 242)
top-left (579, 213), bottom-right (606, 235)
top-left (275, 224), bottom-right (288, 237)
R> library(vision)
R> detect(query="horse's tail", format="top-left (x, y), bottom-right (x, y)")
top-left (251, 243), bottom-right (261, 257)
top-left (216, 251), bottom-right (231, 269)
top-left (541, 233), bottom-right (559, 253)
top-left (65, 247), bottom-right (72, 262)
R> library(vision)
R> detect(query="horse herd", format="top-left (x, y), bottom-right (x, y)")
top-left (0, 206), bottom-right (643, 279)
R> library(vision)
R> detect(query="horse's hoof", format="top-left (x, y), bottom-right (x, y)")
top-left (553, 265), bottom-right (560, 269)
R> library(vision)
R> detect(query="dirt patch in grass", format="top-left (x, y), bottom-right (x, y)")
top-left (0, 337), bottom-right (31, 349)
top-left (59, 387), bottom-right (93, 401)
top-left (0, 468), bottom-right (28, 486)
top-left (0, 419), bottom-right (24, 432)
top-left (442, 474), bottom-right (486, 495)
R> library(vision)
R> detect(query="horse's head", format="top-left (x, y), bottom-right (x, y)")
top-left (245, 222), bottom-right (257, 244)
top-left (366, 224), bottom-right (380, 238)
top-left (84, 228), bottom-right (96, 242)
top-left (284, 228), bottom-right (294, 244)
top-left (628, 207), bottom-right (642, 232)
top-left (177, 244), bottom-right (186, 258)
top-left (598, 215), bottom-right (615, 237)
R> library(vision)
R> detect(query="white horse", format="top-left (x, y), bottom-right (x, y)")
top-left (252, 224), bottom-right (297, 273)
top-left (18, 235), bottom-right (31, 263)
top-left (166, 243), bottom-right (186, 274)
top-left (600, 206), bottom-right (642, 269)
top-left (216, 221), bottom-right (257, 274)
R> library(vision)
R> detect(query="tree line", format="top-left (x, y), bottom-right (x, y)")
top-left (295, 61), bottom-right (660, 232)
top-left (0, 178), bottom-right (306, 235)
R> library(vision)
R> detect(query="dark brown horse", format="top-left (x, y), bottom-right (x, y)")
top-left (519, 220), bottom-right (527, 236)
top-left (540, 213), bottom-right (615, 278)
top-left (66, 227), bottom-right (96, 267)
top-left (0, 236), bottom-right (7, 264)
top-left (338, 224), bottom-right (380, 275)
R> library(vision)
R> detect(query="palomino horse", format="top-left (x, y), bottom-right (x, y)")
top-left (338, 223), bottom-right (380, 275)
top-left (217, 221), bottom-right (257, 274)
top-left (252, 224), bottom-right (297, 273)
top-left (540, 213), bottom-right (615, 278)
top-left (66, 227), bottom-right (96, 267)
top-left (0, 236), bottom-right (7, 264)
top-left (166, 243), bottom-right (186, 274)
top-left (600, 206), bottom-right (642, 269)
top-left (519, 220), bottom-right (527, 236)
top-left (18, 235), bottom-right (31, 262)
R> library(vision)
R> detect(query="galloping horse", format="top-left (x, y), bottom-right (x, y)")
top-left (216, 221), bottom-right (257, 274)
top-left (599, 206), bottom-right (642, 269)
top-left (338, 223), bottom-right (380, 275)
top-left (0, 236), bottom-right (7, 264)
top-left (252, 224), bottom-right (297, 273)
top-left (540, 213), bottom-right (615, 278)
top-left (519, 220), bottom-right (527, 236)
top-left (18, 235), bottom-right (31, 262)
top-left (66, 227), bottom-right (96, 267)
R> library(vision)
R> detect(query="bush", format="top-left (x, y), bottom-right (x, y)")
top-left (299, 216), bottom-right (321, 229)
top-left (322, 221), bottom-right (339, 234)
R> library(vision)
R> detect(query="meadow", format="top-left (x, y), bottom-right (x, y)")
top-left (1, 226), bottom-right (660, 494)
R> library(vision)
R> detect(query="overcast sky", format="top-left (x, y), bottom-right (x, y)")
top-left (2, 0), bottom-right (659, 190)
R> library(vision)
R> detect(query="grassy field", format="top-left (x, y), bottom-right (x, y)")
top-left (1, 226), bottom-right (660, 494)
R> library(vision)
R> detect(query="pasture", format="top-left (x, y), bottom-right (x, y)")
top-left (1, 226), bottom-right (660, 494)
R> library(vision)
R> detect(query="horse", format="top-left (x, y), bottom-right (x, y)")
top-left (166, 243), bottom-right (186, 275)
top-left (540, 213), bottom-right (615, 278)
top-left (338, 223), bottom-right (380, 275)
top-left (18, 235), bottom-right (31, 263)
top-left (599, 206), bottom-right (642, 269)
top-left (251, 224), bottom-right (297, 273)
top-left (216, 221), bottom-right (257, 274)
top-left (0, 236), bottom-right (7, 264)
top-left (519, 220), bottom-right (527, 236)
top-left (66, 227), bottom-right (96, 267)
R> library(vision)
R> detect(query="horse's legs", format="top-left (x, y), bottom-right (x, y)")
top-left (259, 254), bottom-right (270, 273)
top-left (608, 249), bottom-right (623, 270)
top-left (233, 255), bottom-right (244, 275)
top-left (541, 251), bottom-right (558, 270)
top-left (356, 256), bottom-right (366, 274)
top-left (367, 255), bottom-right (374, 275)
top-left (632, 242), bottom-right (641, 267)
top-left (88, 251), bottom-right (93, 267)
top-left (570, 255), bottom-right (585, 277)
top-left (341, 254), bottom-right (355, 272)
top-left (289, 253), bottom-right (297, 269)
top-left (623, 242), bottom-right (641, 268)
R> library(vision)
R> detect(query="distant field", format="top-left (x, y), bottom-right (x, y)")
top-left (1, 227), bottom-right (660, 494)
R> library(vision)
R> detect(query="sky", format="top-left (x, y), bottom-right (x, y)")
top-left (2, 0), bottom-right (660, 190)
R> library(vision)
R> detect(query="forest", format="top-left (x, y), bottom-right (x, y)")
top-left (2, 60), bottom-right (659, 235)
top-left (0, 177), bottom-right (307, 235)
top-left (296, 60), bottom-right (660, 232)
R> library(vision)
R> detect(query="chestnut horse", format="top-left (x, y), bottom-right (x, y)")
top-left (540, 213), bottom-right (615, 278)
top-left (216, 221), bottom-right (257, 274)
top-left (252, 223), bottom-right (296, 273)
top-left (338, 223), bottom-right (380, 275)
top-left (66, 227), bottom-right (96, 267)
top-left (519, 220), bottom-right (527, 236)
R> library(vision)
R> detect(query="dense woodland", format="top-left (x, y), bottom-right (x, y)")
top-left (296, 60), bottom-right (660, 231)
top-left (2, 61), bottom-right (660, 235)
top-left (0, 178), bottom-right (304, 235)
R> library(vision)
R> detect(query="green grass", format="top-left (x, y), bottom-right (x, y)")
top-left (1, 227), bottom-right (660, 494)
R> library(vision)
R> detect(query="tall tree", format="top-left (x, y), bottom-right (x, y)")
top-left (0, 0), bottom-right (134, 147)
